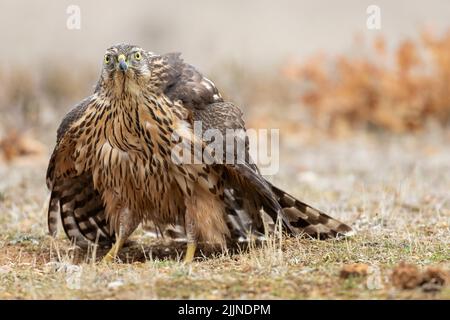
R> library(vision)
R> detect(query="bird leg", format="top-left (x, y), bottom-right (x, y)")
top-left (184, 199), bottom-right (198, 263)
top-left (184, 242), bottom-right (197, 263)
top-left (103, 235), bottom-right (125, 263)
top-left (102, 207), bottom-right (139, 263)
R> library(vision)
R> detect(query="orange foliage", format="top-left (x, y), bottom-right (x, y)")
top-left (0, 130), bottom-right (45, 162)
top-left (283, 30), bottom-right (450, 133)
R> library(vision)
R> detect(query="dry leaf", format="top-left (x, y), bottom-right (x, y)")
top-left (340, 263), bottom-right (369, 279)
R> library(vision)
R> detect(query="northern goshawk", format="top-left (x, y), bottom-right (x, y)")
top-left (46, 44), bottom-right (352, 262)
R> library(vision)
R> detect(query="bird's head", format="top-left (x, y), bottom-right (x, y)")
top-left (99, 43), bottom-right (152, 95)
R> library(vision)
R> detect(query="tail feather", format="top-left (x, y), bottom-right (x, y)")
top-left (223, 188), bottom-right (267, 242)
top-left (47, 190), bottom-right (59, 237)
top-left (47, 173), bottom-right (114, 248)
top-left (270, 184), bottom-right (353, 239)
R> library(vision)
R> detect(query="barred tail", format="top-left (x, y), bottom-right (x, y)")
top-left (270, 184), bottom-right (354, 239)
top-left (47, 190), bottom-right (59, 237)
top-left (47, 173), bottom-right (114, 248)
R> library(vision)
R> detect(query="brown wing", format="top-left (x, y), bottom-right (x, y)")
top-left (192, 102), bottom-right (293, 237)
top-left (156, 52), bottom-right (223, 110)
top-left (46, 97), bottom-right (114, 248)
top-left (193, 102), bottom-right (353, 239)
top-left (144, 54), bottom-right (265, 239)
top-left (158, 53), bottom-right (353, 239)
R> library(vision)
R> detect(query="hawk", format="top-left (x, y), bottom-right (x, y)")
top-left (46, 44), bottom-right (352, 262)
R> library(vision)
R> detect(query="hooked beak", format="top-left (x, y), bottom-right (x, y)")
top-left (117, 54), bottom-right (128, 72)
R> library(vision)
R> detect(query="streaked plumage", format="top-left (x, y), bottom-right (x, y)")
top-left (46, 44), bottom-right (353, 261)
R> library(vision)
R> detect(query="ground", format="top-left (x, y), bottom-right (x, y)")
top-left (0, 130), bottom-right (449, 299)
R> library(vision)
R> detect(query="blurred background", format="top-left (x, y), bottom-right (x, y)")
top-left (0, 0), bottom-right (449, 235)
top-left (1, 0), bottom-right (450, 141)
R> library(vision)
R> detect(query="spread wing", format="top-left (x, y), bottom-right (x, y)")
top-left (157, 53), bottom-right (353, 239)
top-left (46, 97), bottom-right (115, 248)
top-left (143, 53), bottom-right (277, 239)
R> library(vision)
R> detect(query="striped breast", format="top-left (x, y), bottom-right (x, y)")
top-left (69, 91), bottom-right (189, 229)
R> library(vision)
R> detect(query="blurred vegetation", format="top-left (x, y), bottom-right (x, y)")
top-left (0, 63), bottom-right (97, 161)
top-left (0, 63), bottom-right (96, 130)
top-left (1, 29), bottom-right (450, 148)
top-left (283, 29), bottom-right (450, 134)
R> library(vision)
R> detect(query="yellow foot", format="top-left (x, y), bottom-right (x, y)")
top-left (101, 240), bottom-right (121, 263)
top-left (183, 243), bottom-right (197, 263)
top-left (101, 248), bottom-right (116, 263)
top-left (102, 251), bottom-right (115, 263)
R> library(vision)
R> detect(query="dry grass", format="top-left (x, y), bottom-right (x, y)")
top-left (0, 131), bottom-right (448, 299)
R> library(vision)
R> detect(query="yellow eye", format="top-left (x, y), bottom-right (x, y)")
top-left (134, 52), bottom-right (142, 60)
top-left (104, 55), bottom-right (111, 64)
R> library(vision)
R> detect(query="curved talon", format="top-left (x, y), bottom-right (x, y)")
top-left (101, 237), bottom-right (123, 263)
top-left (102, 253), bottom-right (115, 263)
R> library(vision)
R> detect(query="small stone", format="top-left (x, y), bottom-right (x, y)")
top-left (107, 279), bottom-right (124, 290)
